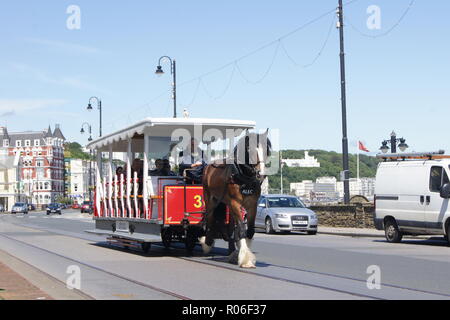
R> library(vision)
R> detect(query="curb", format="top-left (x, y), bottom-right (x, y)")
top-left (318, 231), bottom-right (385, 238)
top-left (318, 230), bottom-right (432, 239)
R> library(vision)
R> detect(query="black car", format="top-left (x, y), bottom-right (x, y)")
top-left (28, 203), bottom-right (36, 211)
top-left (46, 203), bottom-right (62, 215)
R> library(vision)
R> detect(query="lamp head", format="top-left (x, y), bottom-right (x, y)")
top-left (380, 141), bottom-right (389, 154)
top-left (80, 127), bottom-right (85, 134)
top-left (398, 138), bottom-right (409, 152)
top-left (155, 65), bottom-right (164, 76)
top-left (87, 103), bottom-right (93, 111)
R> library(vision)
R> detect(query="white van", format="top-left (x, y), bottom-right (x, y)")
top-left (374, 152), bottom-right (450, 243)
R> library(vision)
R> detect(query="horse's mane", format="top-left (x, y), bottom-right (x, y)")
top-left (232, 132), bottom-right (272, 166)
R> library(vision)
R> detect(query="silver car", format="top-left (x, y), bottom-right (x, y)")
top-left (256, 195), bottom-right (318, 235)
top-left (11, 202), bottom-right (28, 214)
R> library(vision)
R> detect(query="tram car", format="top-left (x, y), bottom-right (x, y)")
top-left (85, 118), bottom-right (255, 253)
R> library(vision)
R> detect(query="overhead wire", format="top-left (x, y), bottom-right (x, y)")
top-left (281, 13), bottom-right (336, 68)
top-left (108, 0), bottom-right (362, 123)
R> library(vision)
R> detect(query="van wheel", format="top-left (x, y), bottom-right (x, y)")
top-left (445, 222), bottom-right (450, 245)
top-left (385, 219), bottom-right (403, 243)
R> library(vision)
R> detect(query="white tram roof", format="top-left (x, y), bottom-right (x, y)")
top-left (86, 117), bottom-right (256, 152)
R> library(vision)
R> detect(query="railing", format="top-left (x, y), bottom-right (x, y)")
top-left (95, 173), bottom-right (184, 221)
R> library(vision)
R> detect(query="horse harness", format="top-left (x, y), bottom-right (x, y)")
top-left (211, 161), bottom-right (262, 196)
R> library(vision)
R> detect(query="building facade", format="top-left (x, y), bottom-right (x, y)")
top-left (0, 125), bottom-right (66, 206)
top-left (291, 176), bottom-right (376, 203)
top-left (0, 154), bottom-right (25, 211)
top-left (65, 158), bottom-right (93, 202)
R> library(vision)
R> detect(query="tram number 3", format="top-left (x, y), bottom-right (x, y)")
top-left (193, 195), bottom-right (204, 209)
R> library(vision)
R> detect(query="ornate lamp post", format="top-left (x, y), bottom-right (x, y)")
top-left (81, 123), bottom-right (93, 201)
top-left (379, 131), bottom-right (409, 153)
top-left (155, 56), bottom-right (177, 118)
top-left (87, 97), bottom-right (102, 137)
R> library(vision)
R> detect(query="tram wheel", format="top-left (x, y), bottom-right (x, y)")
top-left (161, 228), bottom-right (172, 249)
top-left (185, 230), bottom-right (197, 254)
top-left (141, 242), bottom-right (151, 253)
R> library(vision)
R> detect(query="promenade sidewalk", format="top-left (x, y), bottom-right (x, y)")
top-left (0, 250), bottom-right (90, 300)
top-left (0, 261), bottom-right (52, 300)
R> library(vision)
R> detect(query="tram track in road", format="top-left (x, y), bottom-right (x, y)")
top-left (0, 228), bottom-right (378, 300)
top-left (2, 216), bottom-right (450, 300)
top-left (0, 231), bottom-right (192, 300)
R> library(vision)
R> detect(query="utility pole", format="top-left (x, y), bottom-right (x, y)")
top-left (337, 0), bottom-right (350, 204)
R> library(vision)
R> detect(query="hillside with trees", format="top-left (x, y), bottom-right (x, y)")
top-left (268, 150), bottom-right (380, 192)
top-left (64, 142), bottom-right (92, 160)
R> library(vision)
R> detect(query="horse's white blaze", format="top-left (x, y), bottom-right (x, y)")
top-left (238, 238), bottom-right (256, 268)
top-left (199, 236), bottom-right (213, 254)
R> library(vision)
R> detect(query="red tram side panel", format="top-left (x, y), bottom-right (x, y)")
top-left (163, 185), bottom-right (205, 225)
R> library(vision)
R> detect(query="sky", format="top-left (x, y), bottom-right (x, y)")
top-left (0, 0), bottom-right (449, 155)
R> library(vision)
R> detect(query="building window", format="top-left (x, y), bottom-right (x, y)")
top-left (34, 139), bottom-right (40, 146)
top-left (25, 140), bottom-right (31, 147)
top-left (16, 140), bottom-right (22, 147)
top-left (3, 140), bottom-right (9, 147)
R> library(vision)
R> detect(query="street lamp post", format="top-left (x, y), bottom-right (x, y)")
top-left (379, 131), bottom-right (409, 154)
top-left (155, 56), bottom-right (177, 118)
top-left (337, 0), bottom-right (350, 204)
top-left (87, 97), bottom-right (102, 137)
top-left (81, 123), bottom-right (93, 202)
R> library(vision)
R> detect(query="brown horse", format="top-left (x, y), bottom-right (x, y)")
top-left (200, 130), bottom-right (272, 268)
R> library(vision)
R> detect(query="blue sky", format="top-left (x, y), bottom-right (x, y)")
top-left (0, 0), bottom-right (448, 154)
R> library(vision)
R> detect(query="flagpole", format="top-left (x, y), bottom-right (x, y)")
top-left (357, 141), bottom-right (360, 182)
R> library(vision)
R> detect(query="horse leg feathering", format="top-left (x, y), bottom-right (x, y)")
top-left (198, 236), bottom-right (214, 254)
top-left (237, 238), bottom-right (256, 268)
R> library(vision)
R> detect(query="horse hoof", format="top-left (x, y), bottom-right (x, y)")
top-left (228, 251), bottom-right (239, 264)
top-left (198, 236), bottom-right (213, 254)
top-left (240, 262), bottom-right (256, 269)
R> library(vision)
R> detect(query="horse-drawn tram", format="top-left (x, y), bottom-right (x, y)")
top-left (85, 118), bottom-right (258, 256)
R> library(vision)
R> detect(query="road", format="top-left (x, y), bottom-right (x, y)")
top-left (1, 209), bottom-right (450, 300)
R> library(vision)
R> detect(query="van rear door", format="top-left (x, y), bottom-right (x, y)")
top-left (375, 162), bottom-right (427, 232)
top-left (424, 165), bottom-right (450, 232)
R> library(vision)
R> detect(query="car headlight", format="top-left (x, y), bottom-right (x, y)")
top-left (275, 213), bottom-right (289, 218)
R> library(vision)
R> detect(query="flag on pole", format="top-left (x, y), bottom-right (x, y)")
top-left (358, 141), bottom-right (370, 153)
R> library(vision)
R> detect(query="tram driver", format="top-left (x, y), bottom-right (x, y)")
top-left (179, 137), bottom-right (207, 184)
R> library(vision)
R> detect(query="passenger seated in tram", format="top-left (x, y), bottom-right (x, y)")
top-left (149, 159), bottom-right (164, 176)
top-left (149, 159), bottom-right (176, 176)
top-left (179, 138), bottom-right (207, 184)
top-left (116, 166), bottom-right (124, 177)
